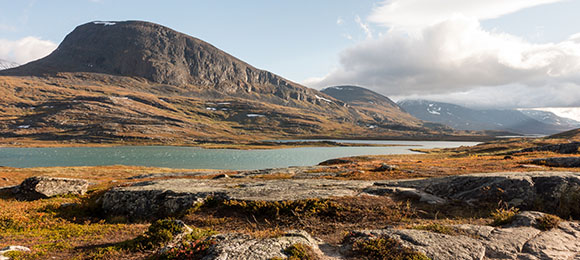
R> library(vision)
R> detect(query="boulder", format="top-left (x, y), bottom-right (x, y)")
top-left (15, 176), bottom-right (88, 199)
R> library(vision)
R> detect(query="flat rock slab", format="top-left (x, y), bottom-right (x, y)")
top-left (102, 179), bottom-right (374, 218)
top-left (15, 176), bottom-right (88, 200)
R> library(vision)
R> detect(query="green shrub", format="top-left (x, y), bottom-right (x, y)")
top-left (283, 243), bottom-right (318, 260)
top-left (126, 219), bottom-right (185, 251)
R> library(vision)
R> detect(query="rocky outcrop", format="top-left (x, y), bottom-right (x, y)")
top-left (102, 171), bottom-right (580, 218)
top-left (374, 171), bottom-right (580, 211)
top-left (530, 157), bottom-right (580, 168)
top-left (15, 176), bottom-right (88, 200)
top-left (102, 179), bottom-right (373, 218)
top-left (203, 230), bottom-right (325, 260)
top-left (345, 211), bottom-right (580, 260)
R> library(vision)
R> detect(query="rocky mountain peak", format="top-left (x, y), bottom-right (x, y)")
top-left (2, 20), bottom-right (335, 105)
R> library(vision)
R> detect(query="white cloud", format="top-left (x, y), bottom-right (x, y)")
top-left (528, 107), bottom-right (580, 121)
top-left (306, 0), bottom-right (580, 109)
top-left (369, 0), bottom-right (563, 30)
top-left (0, 37), bottom-right (57, 64)
top-left (355, 15), bottom-right (373, 39)
top-left (336, 18), bottom-right (344, 25)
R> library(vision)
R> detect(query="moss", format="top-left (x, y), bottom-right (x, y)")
top-left (536, 214), bottom-right (561, 231)
top-left (283, 243), bottom-right (318, 260)
top-left (491, 207), bottom-right (519, 226)
top-left (154, 238), bottom-right (216, 260)
top-left (127, 219), bottom-right (185, 250)
top-left (351, 236), bottom-right (431, 260)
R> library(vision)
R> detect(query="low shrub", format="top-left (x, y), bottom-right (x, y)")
top-left (350, 235), bottom-right (430, 260)
top-left (536, 214), bottom-right (561, 231)
top-left (491, 207), bottom-right (519, 226)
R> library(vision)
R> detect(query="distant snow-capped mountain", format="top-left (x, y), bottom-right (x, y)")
top-left (398, 100), bottom-right (580, 135)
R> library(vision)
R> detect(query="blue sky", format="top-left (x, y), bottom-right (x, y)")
top-left (2, 0), bottom-right (580, 111)
top-left (0, 0), bottom-right (377, 81)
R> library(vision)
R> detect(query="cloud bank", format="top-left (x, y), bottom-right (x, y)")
top-left (0, 37), bottom-right (57, 65)
top-left (307, 0), bottom-right (580, 108)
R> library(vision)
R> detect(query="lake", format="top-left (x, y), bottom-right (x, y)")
top-left (0, 141), bottom-right (479, 170)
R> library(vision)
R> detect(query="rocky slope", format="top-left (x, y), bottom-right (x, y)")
top-left (398, 99), bottom-right (579, 135)
top-left (0, 21), bottom-right (459, 145)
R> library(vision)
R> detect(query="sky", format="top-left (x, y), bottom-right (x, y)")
top-left (1, 0), bottom-right (580, 114)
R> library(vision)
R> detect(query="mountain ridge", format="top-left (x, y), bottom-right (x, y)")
top-left (398, 99), bottom-right (580, 135)
top-left (0, 21), bottom-right (468, 146)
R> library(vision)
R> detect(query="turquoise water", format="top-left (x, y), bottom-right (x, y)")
top-left (0, 141), bottom-right (479, 170)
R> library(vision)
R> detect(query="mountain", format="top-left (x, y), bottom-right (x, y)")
top-left (398, 100), bottom-right (579, 135)
top-left (0, 59), bottom-right (19, 70)
top-left (0, 21), bottom-right (460, 146)
top-left (321, 86), bottom-right (450, 131)
top-left (518, 109), bottom-right (580, 128)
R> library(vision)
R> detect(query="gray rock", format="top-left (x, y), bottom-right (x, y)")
top-left (376, 172), bottom-right (580, 210)
top-left (520, 221), bottom-right (580, 259)
top-left (346, 211), bottom-right (580, 260)
top-left (202, 230), bottom-right (324, 260)
top-left (530, 157), bottom-right (580, 168)
top-left (345, 229), bottom-right (486, 260)
top-left (102, 179), bottom-right (374, 218)
top-left (15, 176), bottom-right (88, 199)
top-left (0, 246), bottom-right (30, 260)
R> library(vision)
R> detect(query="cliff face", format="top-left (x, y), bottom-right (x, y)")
top-left (3, 21), bottom-right (339, 108)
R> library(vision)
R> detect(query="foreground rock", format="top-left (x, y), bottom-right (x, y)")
top-left (530, 157), bottom-right (580, 168)
top-left (102, 179), bottom-right (373, 218)
top-left (103, 171), bottom-right (580, 218)
top-left (203, 230), bottom-right (327, 260)
top-left (15, 176), bottom-right (88, 199)
top-left (346, 211), bottom-right (580, 260)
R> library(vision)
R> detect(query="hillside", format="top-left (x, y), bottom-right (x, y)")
top-left (398, 100), bottom-right (579, 135)
top-left (0, 21), bottom-right (463, 146)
